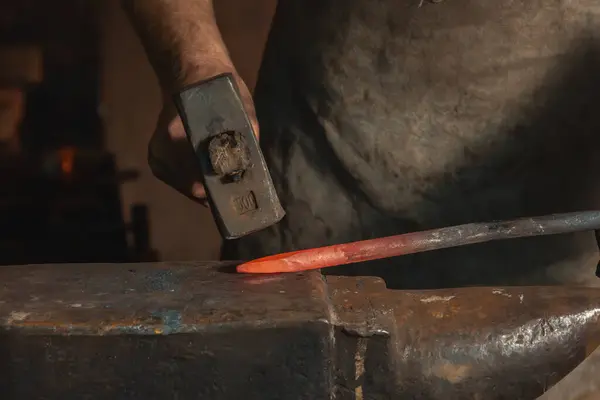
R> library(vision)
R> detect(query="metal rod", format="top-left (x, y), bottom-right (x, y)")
top-left (237, 211), bottom-right (600, 273)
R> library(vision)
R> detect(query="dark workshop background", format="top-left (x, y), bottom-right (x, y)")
top-left (0, 0), bottom-right (277, 264)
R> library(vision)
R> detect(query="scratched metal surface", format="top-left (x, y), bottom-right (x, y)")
top-left (0, 263), bottom-right (599, 399)
top-left (0, 262), bottom-right (329, 335)
top-left (0, 263), bottom-right (333, 399)
top-left (327, 276), bottom-right (600, 399)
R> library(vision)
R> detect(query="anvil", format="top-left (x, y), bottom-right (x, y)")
top-left (0, 262), bottom-right (598, 399)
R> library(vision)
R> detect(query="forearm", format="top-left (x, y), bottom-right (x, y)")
top-left (121, 0), bottom-right (234, 92)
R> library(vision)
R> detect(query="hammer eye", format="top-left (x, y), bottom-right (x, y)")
top-left (208, 131), bottom-right (252, 182)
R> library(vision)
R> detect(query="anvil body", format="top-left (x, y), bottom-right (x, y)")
top-left (0, 262), bottom-right (598, 399)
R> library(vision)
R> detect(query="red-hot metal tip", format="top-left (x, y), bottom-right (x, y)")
top-left (236, 247), bottom-right (346, 274)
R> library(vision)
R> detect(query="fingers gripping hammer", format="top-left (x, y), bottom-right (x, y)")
top-left (174, 73), bottom-right (285, 239)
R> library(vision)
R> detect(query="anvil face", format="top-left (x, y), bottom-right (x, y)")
top-left (0, 262), bottom-right (598, 399)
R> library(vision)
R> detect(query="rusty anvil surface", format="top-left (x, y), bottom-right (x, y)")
top-left (0, 262), bottom-right (599, 399)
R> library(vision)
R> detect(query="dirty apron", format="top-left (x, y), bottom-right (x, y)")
top-left (222, 0), bottom-right (600, 289)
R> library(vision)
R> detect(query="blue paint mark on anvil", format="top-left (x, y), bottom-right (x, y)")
top-left (150, 310), bottom-right (183, 334)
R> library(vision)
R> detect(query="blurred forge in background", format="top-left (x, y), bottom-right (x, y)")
top-left (0, 0), bottom-right (157, 265)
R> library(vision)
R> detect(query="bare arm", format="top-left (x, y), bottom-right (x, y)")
top-left (120, 0), bottom-right (234, 92)
top-left (121, 0), bottom-right (258, 203)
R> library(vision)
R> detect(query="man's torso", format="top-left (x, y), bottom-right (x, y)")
top-left (224, 0), bottom-right (600, 289)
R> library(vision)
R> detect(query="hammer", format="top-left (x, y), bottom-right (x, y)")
top-left (173, 73), bottom-right (285, 240)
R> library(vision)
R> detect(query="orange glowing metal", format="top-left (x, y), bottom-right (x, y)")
top-left (236, 211), bottom-right (600, 274)
top-left (59, 146), bottom-right (76, 175)
top-left (236, 234), bottom-right (419, 274)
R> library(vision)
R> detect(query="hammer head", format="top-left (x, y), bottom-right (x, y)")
top-left (174, 73), bottom-right (285, 240)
